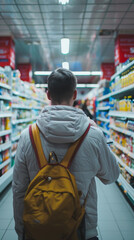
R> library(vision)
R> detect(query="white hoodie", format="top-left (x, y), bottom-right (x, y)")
top-left (12, 106), bottom-right (120, 240)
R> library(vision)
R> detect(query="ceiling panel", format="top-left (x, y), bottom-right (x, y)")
top-left (128, 4), bottom-right (134, 11)
top-left (40, 5), bottom-right (62, 12)
top-left (21, 12), bottom-right (42, 19)
top-left (86, 4), bottom-right (108, 12)
top-left (119, 24), bottom-right (134, 30)
top-left (1, 12), bottom-right (22, 18)
top-left (0, 0), bottom-right (15, 3)
top-left (103, 18), bottom-right (121, 24)
top-left (125, 12), bottom-right (134, 18)
top-left (101, 24), bottom-right (118, 29)
top-left (42, 12), bottom-right (62, 19)
top-left (63, 5), bottom-right (85, 12)
top-left (87, 0), bottom-right (110, 3)
top-left (16, 0), bottom-right (38, 4)
top-left (111, 0), bottom-right (131, 3)
top-left (0, 5), bottom-right (18, 12)
top-left (5, 18), bottom-right (24, 25)
top-left (85, 12), bottom-right (105, 18)
top-left (105, 12), bottom-right (125, 18)
top-left (18, 5), bottom-right (40, 13)
top-left (121, 18), bottom-right (134, 24)
top-left (108, 4), bottom-right (130, 12)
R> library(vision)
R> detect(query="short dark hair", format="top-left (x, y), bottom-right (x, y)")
top-left (47, 68), bottom-right (77, 104)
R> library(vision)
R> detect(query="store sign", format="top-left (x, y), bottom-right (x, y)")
top-left (101, 63), bottom-right (115, 80)
top-left (17, 63), bottom-right (32, 82)
top-left (0, 37), bottom-right (15, 69)
top-left (115, 35), bottom-right (134, 66)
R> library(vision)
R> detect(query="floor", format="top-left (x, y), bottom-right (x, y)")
top-left (0, 179), bottom-right (134, 240)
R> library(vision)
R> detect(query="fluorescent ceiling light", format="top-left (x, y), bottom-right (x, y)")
top-left (35, 84), bottom-right (99, 88)
top-left (62, 62), bottom-right (69, 69)
top-left (59, 0), bottom-right (69, 4)
top-left (77, 84), bottom-right (99, 88)
top-left (34, 71), bottom-right (102, 76)
top-left (61, 38), bottom-right (70, 54)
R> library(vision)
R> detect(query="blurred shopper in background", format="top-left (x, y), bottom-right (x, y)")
top-left (82, 98), bottom-right (93, 119)
top-left (12, 68), bottom-right (119, 240)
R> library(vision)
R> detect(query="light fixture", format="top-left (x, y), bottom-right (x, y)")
top-left (59, 0), bottom-right (69, 5)
top-left (35, 84), bottom-right (99, 88)
top-left (62, 62), bottom-right (69, 69)
top-left (34, 71), bottom-right (102, 76)
top-left (61, 38), bottom-right (70, 54)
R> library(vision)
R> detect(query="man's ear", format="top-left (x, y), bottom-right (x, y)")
top-left (47, 91), bottom-right (51, 100)
top-left (73, 90), bottom-right (77, 100)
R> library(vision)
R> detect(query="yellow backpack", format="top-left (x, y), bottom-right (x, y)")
top-left (23, 123), bottom-right (90, 240)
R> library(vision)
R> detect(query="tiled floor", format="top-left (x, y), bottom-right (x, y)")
top-left (0, 179), bottom-right (134, 240)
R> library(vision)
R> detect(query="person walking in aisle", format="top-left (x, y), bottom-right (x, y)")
top-left (12, 68), bottom-right (120, 240)
top-left (82, 98), bottom-right (94, 119)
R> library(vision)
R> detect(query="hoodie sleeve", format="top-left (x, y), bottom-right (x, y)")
top-left (96, 130), bottom-right (120, 184)
top-left (12, 133), bottom-right (30, 240)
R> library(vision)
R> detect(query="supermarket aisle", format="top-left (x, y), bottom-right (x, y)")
top-left (0, 180), bottom-right (134, 240)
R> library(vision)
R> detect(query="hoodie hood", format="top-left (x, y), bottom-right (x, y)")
top-left (37, 105), bottom-right (90, 143)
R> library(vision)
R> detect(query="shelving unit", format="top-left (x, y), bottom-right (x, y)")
top-left (117, 174), bottom-right (134, 204)
top-left (0, 67), bottom-right (12, 193)
top-left (96, 61), bottom-right (134, 205)
top-left (0, 67), bottom-right (48, 193)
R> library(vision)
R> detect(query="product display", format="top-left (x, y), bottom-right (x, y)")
top-left (0, 67), bottom-right (48, 193)
top-left (96, 60), bottom-right (134, 205)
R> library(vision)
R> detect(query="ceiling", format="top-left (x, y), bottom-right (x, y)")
top-left (0, 0), bottom-right (134, 84)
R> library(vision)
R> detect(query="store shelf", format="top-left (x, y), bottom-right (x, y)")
top-left (0, 142), bottom-right (11, 152)
top-left (0, 167), bottom-right (13, 193)
top-left (99, 126), bottom-right (110, 135)
top-left (109, 124), bottom-right (134, 137)
top-left (12, 91), bottom-right (30, 99)
top-left (112, 152), bottom-right (134, 176)
top-left (109, 111), bottom-right (134, 119)
top-left (111, 60), bottom-right (134, 80)
top-left (0, 129), bottom-right (11, 137)
top-left (32, 97), bottom-right (46, 104)
top-left (0, 112), bottom-right (12, 118)
top-left (12, 134), bottom-right (20, 142)
top-left (11, 151), bottom-right (16, 158)
top-left (97, 117), bottom-right (110, 123)
top-left (117, 174), bottom-right (134, 203)
top-left (0, 158), bottom-right (11, 170)
top-left (97, 83), bottom-right (134, 102)
top-left (0, 95), bottom-right (11, 101)
top-left (97, 92), bottom-right (112, 102)
top-left (112, 139), bottom-right (134, 159)
top-left (12, 117), bottom-right (37, 124)
top-left (33, 106), bottom-right (42, 110)
top-left (12, 105), bottom-right (32, 110)
top-left (110, 83), bottom-right (134, 98)
top-left (0, 82), bottom-right (11, 90)
top-left (96, 106), bottom-right (110, 111)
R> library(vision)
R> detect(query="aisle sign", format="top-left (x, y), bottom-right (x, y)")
top-left (101, 63), bottom-right (115, 80)
top-left (17, 63), bottom-right (32, 82)
top-left (115, 35), bottom-right (134, 66)
top-left (0, 37), bottom-right (15, 69)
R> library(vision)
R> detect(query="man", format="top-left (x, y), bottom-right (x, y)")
top-left (12, 68), bottom-right (120, 240)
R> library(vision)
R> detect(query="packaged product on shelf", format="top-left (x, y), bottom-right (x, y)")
top-left (5, 117), bottom-right (11, 130)
top-left (0, 164), bottom-right (10, 177)
top-left (0, 152), bottom-right (2, 163)
top-left (3, 149), bottom-right (10, 162)
top-left (127, 120), bottom-right (134, 131)
top-left (0, 67), bottom-right (9, 85)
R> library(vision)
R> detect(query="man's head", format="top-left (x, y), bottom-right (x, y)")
top-left (47, 68), bottom-right (77, 105)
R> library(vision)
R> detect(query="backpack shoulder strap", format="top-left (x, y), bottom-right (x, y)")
top-left (29, 123), bottom-right (48, 169)
top-left (61, 124), bottom-right (90, 168)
